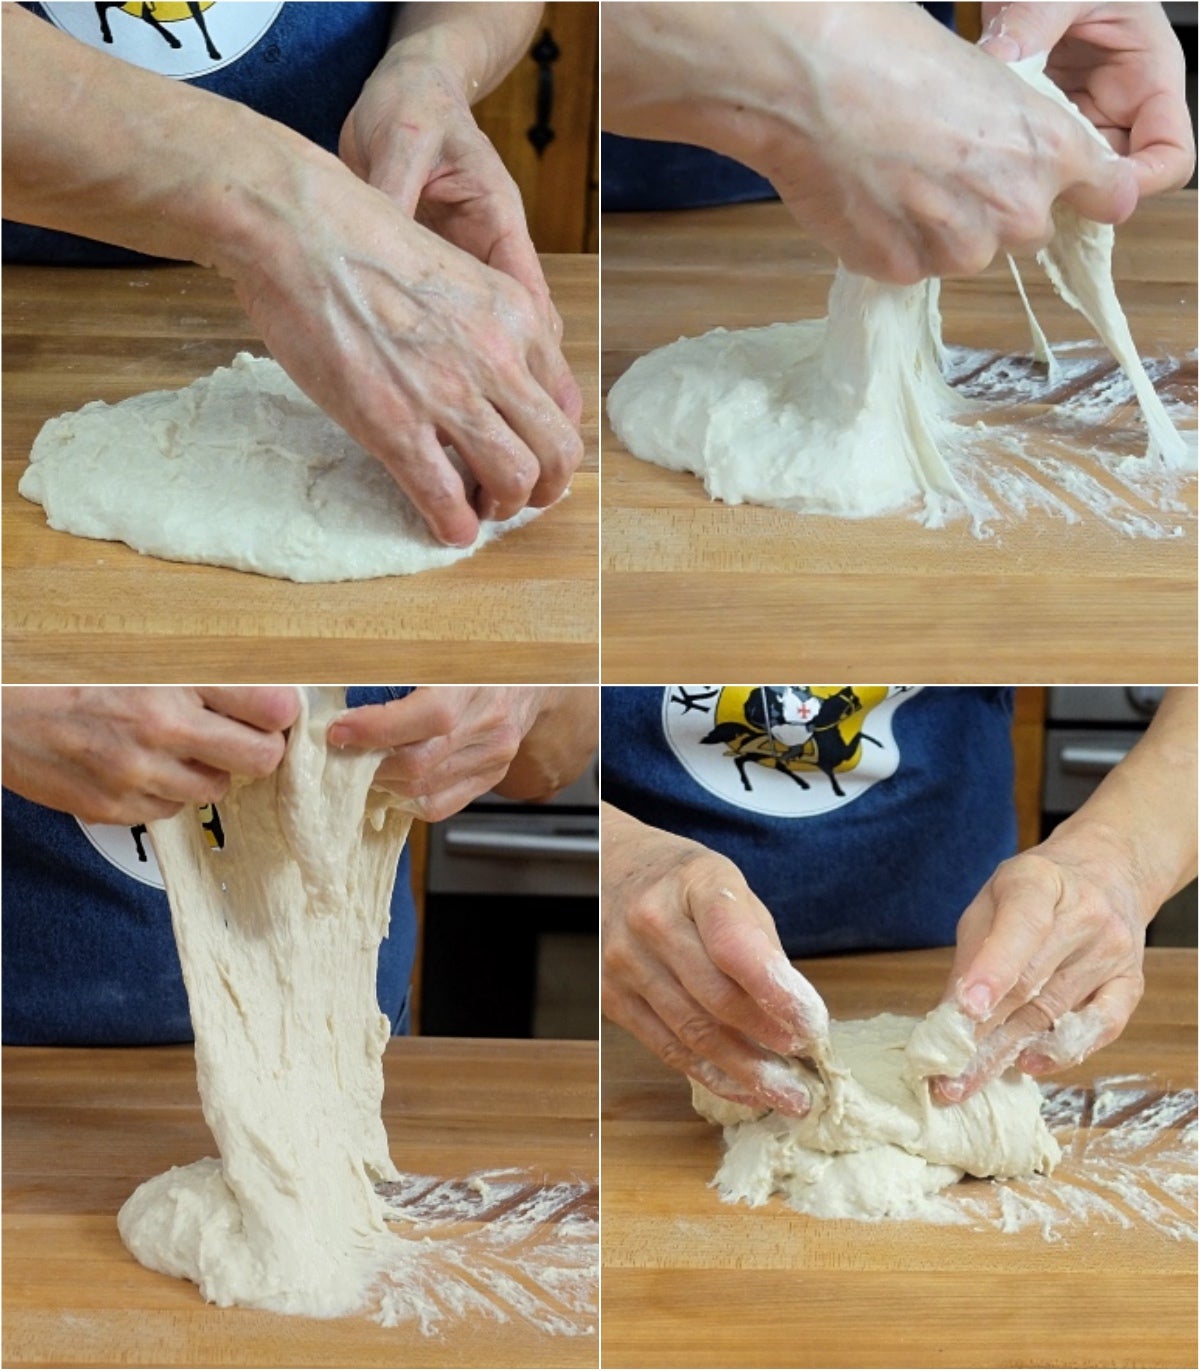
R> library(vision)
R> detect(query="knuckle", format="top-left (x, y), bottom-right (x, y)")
top-left (625, 897), bottom-right (665, 941)
top-left (673, 1012), bottom-right (722, 1055)
top-left (656, 1037), bottom-right (695, 1075)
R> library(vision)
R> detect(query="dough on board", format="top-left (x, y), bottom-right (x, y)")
top-left (607, 56), bottom-right (1191, 526)
top-left (20, 353), bottom-right (545, 582)
top-left (692, 1005), bottom-right (1061, 1220)
top-left (118, 689), bottom-right (412, 1317)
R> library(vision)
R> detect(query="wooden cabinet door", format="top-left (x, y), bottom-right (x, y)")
top-left (472, 2), bottom-right (598, 253)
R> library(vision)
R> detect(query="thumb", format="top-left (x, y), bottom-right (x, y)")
top-left (978, 2), bottom-right (1085, 63)
top-left (1058, 138), bottom-right (1140, 224)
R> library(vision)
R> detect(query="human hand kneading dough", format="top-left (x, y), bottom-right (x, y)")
top-left (931, 688), bottom-right (1198, 1105)
top-left (979, 1), bottom-right (1196, 196)
top-left (0, 686), bottom-right (299, 825)
top-left (330, 687), bottom-right (598, 822)
top-left (2, 5), bottom-right (581, 548)
top-left (602, 0), bottom-right (1143, 282)
top-left (602, 804), bottom-right (827, 1116)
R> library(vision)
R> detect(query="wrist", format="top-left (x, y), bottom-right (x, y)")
top-left (1037, 817), bottom-right (1164, 927)
top-left (379, 35), bottom-right (487, 104)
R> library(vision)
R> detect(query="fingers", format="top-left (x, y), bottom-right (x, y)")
top-left (372, 424), bottom-right (480, 548)
top-left (197, 687), bottom-right (299, 734)
top-left (328, 690), bottom-right (462, 751)
top-left (658, 920), bottom-right (817, 1060)
top-left (492, 376), bottom-right (584, 509)
top-left (951, 854), bottom-right (1063, 1023)
top-left (977, 2), bottom-right (1082, 64)
top-left (935, 965), bottom-right (1144, 1103)
top-left (1058, 145), bottom-right (1139, 225)
top-left (606, 984), bottom-right (813, 1117)
top-left (689, 884), bottom-right (830, 1044)
top-left (439, 405), bottom-right (542, 523)
top-left (177, 712), bottom-right (289, 781)
top-left (1018, 976), bottom-right (1143, 1077)
top-left (1128, 88), bottom-right (1197, 196)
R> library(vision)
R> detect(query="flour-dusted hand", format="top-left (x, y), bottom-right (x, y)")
top-left (329, 687), bottom-right (598, 821)
top-left (0, 686), bottom-right (299, 824)
top-left (932, 688), bottom-right (1197, 1103)
top-left (603, 1), bottom-right (1138, 283)
top-left (979, 1), bottom-right (1196, 196)
top-left (603, 805), bottom-right (827, 1115)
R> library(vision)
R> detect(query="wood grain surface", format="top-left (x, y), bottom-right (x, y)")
top-left (3, 256), bottom-right (597, 685)
top-left (602, 947), bottom-right (1197, 1369)
top-left (601, 196), bottom-right (1198, 683)
top-left (4, 1037), bottom-right (598, 1368)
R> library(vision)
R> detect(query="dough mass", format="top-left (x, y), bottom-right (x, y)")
top-left (692, 1006), bottom-right (1061, 1220)
top-left (607, 57), bottom-right (1191, 526)
top-left (20, 353), bottom-right (544, 582)
top-left (118, 689), bottom-right (412, 1317)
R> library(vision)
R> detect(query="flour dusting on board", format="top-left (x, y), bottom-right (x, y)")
top-left (733, 1075), bottom-right (1197, 1243)
top-left (368, 1169), bottom-right (598, 1336)
top-left (938, 345), bottom-right (1197, 541)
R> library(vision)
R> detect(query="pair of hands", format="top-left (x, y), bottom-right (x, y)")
top-left (229, 44), bottom-right (581, 549)
top-left (603, 808), bottom-right (1150, 1116)
top-left (1, 687), bottom-right (568, 827)
top-left (604, 1), bottom-right (1193, 283)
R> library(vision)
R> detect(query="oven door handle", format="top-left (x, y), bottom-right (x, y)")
top-left (442, 828), bottom-right (599, 860)
top-left (1060, 744), bottom-right (1131, 776)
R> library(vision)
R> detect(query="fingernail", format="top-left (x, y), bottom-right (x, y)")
top-left (939, 1078), bottom-right (966, 1103)
top-left (992, 35), bottom-right (1022, 62)
top-left (962, 983), bottom-right (992, 1020)
top-left (1022, 1053), bottom-right (1054, 1076)
top-left (328, 723), bottom-right (351, 747)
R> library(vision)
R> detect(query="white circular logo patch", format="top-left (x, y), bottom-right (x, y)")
top-left (42, 2), bottom-right (283, 80)
top-left (76, 802), bottom-right (225, 889)
top-left (662, 686), bottom-right (920, 818)
top-left (76, 817), bottom-right (165, 887)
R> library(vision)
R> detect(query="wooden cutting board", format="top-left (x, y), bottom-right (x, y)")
top-left (602, 947), bottom-right (1197, 1369)
top-left (601, 196), bottom-right (1197, 682)
top-left (3, 256), bottom-right (598, 684)
top-left (3, 1037), bottom-right (598, 1368)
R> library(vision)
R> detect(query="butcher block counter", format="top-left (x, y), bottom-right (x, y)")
top-left (602, 947), bottom-right (1197, 1369)
top-left (2, 256), bottom-right (597, 684)
top-left (602, 196), bottom-right (1197, 682)
top-left (4, 1037), bottom-right (598, 1368)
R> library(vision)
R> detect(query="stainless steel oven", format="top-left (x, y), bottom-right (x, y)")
top-left (420, 758), bottom-right (599, 1037)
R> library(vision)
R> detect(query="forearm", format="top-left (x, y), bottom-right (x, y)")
top-left (1044, 687), bottom-right (1198, 916)
top-left (385, 1), bottom-right (543, 102)
top-left (601, 2), bottom-right (825, 161)
top-left (493, 689), bottom-right (598, 801)
top-left (2, 5), bottom-right (332, 273)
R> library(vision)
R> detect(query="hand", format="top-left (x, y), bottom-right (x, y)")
top-left (602, 806), bottom-right (827, 1115)
top-left (340, 57), bottom-right (569, 348)
top-left (931, 831), bottom-right (1149, 1104)
top-left (980, 2), bottom-right (1196, 196)
top-left (329, 687), bottom-right (557, 820)
top-left (1, 687), bottom-right (299, 824)
top-left (226, 152), bottom-right (583, 547)
top-left (603, 1), bottom-right (1138, 283)
top-left (0, 10), bottom-right (582, 549)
